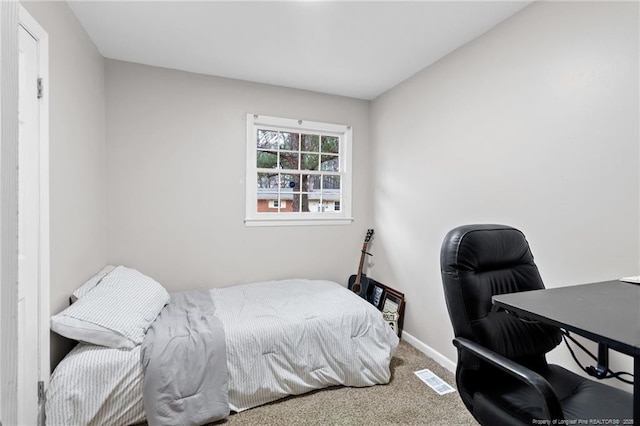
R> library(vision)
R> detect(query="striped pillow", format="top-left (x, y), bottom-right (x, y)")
top-left (51, 266), bottom-right (170, 349)
top-left (70, 265), bottom-right (117, 303)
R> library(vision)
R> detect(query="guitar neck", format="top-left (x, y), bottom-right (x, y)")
top-left (355, 243), bottom-right (367, 283)
top-left (352, 229), bottom-right (374, 293)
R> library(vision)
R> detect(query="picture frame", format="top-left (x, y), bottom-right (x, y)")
top-left (368, 283), bottom-right (386, 309)
top-left (363, 279), bottom-right (405, 337)
top-left (381, 287), bottom-right (404, 337)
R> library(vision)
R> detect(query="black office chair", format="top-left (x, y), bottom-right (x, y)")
top-left (440, 224), bottom-right (632, 425)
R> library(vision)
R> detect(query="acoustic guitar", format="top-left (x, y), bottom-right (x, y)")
top-left (348, 229), bottom-right (374, 299)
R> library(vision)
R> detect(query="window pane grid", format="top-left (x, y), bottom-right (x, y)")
top-left (256, 169), bottom-right (342, 214)
top-left (257, 130), bottom-right (341, 168)
top-left (256, 129), bottom-right (342, 213)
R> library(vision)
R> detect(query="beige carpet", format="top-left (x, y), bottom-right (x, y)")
top-left (214, 340), bottom-right (478, 425)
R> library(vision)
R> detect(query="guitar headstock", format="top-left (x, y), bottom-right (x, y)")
top-left (364, 228), bottom-right (374, 243)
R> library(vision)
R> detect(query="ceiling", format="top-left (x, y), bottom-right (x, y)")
top-left (68, 1), bottom-right (532, 100)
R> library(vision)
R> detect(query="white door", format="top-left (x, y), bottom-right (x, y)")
top-left (18, 7), bottom-right (49, 425)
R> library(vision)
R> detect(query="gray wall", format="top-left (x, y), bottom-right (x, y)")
top-left (105, 60), bottom-right (373, 291)
top-left (370, 0), bottom-right (639, 385)
top-left (21, 1), bottom-right (107, 368)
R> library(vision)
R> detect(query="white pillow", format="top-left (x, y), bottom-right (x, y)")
top-left (70, 265), bottom-right (117, 303)
top-left (51, 266), bottom-right (170, 349)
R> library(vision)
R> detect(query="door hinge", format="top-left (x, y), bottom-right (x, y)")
top-left (38, 380), bottom-right (44, 403)
top-left (37, 78), bottom-right (43, 99)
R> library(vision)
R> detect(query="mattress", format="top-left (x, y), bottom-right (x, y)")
top-left (46, 279), bottom-right (399, 425)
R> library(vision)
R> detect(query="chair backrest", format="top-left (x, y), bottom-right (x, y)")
top-left (440, 224), bottom-right (561, 361)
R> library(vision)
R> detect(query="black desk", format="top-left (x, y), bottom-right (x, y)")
top-left (493, 280), bottom-right (640, 424)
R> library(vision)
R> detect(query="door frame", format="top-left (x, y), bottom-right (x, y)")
top-left (19, 4), bottom-right (49, 391)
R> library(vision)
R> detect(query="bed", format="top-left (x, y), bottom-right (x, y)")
top-left (47, 266), bottom-right (399, 426)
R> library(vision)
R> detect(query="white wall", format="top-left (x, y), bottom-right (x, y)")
top-left (105, 60), bottom-right (372, 291)
top-left (20, 1), bottom-right (107, 368)
top-left (370, 0), bottom-right (639, 384)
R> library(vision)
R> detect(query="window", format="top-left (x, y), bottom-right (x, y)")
top-left (246, 114), bottom-right (353, 226)
top-left (268, 200), bottom-right (286, 209)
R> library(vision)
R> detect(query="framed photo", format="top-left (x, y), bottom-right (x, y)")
top-left (368, 283), bottom-right (386, 309)
top-left (380, 286), bottom-right (405, 337)
top-left (356, 278), bottom-right (405, 336)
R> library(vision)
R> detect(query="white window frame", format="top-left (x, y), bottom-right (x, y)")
top-left (245, 114), bottom-right (353, 227)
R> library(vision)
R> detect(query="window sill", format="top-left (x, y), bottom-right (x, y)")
top-left (244, 217), bottom-right (354, 227)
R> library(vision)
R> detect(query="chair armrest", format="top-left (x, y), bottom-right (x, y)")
top-left (454, 337), bottom-right (563, 421)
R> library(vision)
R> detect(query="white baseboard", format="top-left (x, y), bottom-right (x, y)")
top-left (401, 331), bottom-right (457, 374)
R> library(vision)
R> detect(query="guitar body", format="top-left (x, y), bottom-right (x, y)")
top-left (348, 273), bottom-right (371, 300)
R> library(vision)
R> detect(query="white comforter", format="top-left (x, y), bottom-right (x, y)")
top-left (46, 344), bottom-right (145, 426)
top-left (46, 279), bottom-right (399, 425)
top-left (213, 279), bottom-right (400, 411)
